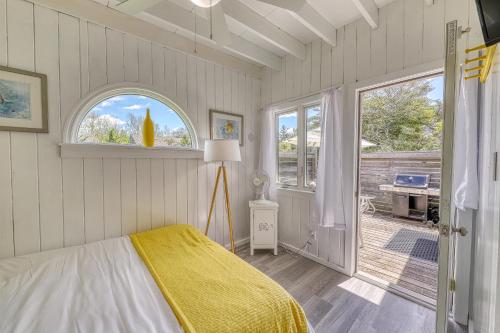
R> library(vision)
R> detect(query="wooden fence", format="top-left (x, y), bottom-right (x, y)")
top-left (359, 151), bottom-right (441, 215)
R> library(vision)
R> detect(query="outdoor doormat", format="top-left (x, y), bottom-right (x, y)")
top-left (384, 228), bottom-right (438, 262)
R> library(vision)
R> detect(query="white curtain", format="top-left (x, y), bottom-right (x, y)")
top-left (453, 69), bottom-right (479, 211)
top-left (259, 106), bottom-right (277, 200)
top-left (450, 66), bottom-right (481, 326)
top-left (314, 87), bottom-right (346, 229)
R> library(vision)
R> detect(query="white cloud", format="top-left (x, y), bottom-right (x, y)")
top-left (99, 114), bottom-right (125, 126)
top-left (99, 96), bottom-right (125, 107)
top-left (108, 96), bottom-right (125, 102)
top-left (123, 104), bottom-right (146, 110)
top-left (100, 101), bottom-right (112, 107)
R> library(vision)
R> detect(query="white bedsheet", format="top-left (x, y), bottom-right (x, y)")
top-left (0, 236), bottom-right (315, 333)
top-left (0, 237), bottom-right (183, 333)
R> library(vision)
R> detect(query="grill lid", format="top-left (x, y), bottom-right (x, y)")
top-left (394, 174), bottom-right (430, 188)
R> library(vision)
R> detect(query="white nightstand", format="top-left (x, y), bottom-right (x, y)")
top-left (249, 200), bottom-right (279, 255)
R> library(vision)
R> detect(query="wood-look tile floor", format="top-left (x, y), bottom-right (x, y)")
top-left (238, 245), bottom-right (466, 333)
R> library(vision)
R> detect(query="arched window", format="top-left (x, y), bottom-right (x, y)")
top-left (68, 85), bottom-right (197, 149)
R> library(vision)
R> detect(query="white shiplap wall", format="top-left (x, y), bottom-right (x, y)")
top-left (261, 0), bottom-right (474, 274)
top-left (0, 0), bottom-right (260, 259)
top-left (468, 0), bottom-right (500, 330)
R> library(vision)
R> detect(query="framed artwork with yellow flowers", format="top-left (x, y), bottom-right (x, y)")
top-left (209, 109), bottom-right (244, 146)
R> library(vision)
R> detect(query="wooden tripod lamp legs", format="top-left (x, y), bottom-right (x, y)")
top-left (222, 166), bottom-right (236, 253)
top-left (205, 166), bottom-right (222, 236)
top-left (204, 163), bottom-right (235, 253)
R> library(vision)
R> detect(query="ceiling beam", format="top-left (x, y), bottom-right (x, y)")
top-left (352, 0), bottom-right (378, 29)
top-left (114, 0), bottom-right (164, 15)
top-left (221, 0), bottom-right (306, 59)
top-left (29, 0), bottom-right (262, 77)
top-left (257, 0), bottom-right (336, 47)
top-left (147, 1), bottom-right (282, 70)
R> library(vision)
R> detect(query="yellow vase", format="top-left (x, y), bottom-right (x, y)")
top-left (143, 108), bottom-right (155, 147)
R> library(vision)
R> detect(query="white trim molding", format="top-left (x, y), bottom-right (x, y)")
top-left (347, 60), bottom-right (444, 276)
top-left (63, 82), bottom-right (199, 150)
top-left (279, 241), bottom-right (350, 276)
top-left (60, 144), bottom-right (204, 159)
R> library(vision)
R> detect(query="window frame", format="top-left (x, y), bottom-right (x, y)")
top-left (64, 83), bottom-right (198, 149)
top-left (274, 94), bottom-right (321, 192)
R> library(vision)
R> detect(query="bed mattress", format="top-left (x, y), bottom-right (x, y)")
top-left (0, 237), bottom-right (183, 333)
top-left (0, 235), bottom-right (315, 333)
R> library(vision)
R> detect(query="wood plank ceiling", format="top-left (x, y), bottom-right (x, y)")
top-left (92, 0), bottom-right (434, 70)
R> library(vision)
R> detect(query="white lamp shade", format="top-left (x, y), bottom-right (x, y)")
top-left (204, 140), bottom-right (241, 162)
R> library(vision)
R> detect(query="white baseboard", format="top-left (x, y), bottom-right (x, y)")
top-left (225, 237), bottom-right (249, 250)
top-left (278, 241), bottom-right (350, 276)
top-left (232, 238), bottom-right (349, 276)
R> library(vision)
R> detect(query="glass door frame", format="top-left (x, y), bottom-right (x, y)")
top-left (348, 57), bottom-right (453, 333)
top-left (352, 69), bottom-right (445, 308)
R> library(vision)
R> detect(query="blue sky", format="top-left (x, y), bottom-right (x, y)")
top-left (278, 112), bottom-right (297, 131)
top-left (427, 75), bottom-right (444, 101)
top-left (279, 75), bottom-right (444, 130)
top-left (89, 95), bottom-right (186, 130)
top-left (278, 105), bottom-right (320, 130)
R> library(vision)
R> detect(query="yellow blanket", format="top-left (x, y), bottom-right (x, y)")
top-left (130, 224), bottom-right (308, 333)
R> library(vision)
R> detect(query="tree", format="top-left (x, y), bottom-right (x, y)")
top-left (107, 128), bottom-right (129, 144)
top-left (126, 113), bottom-right (144, 145)
top-left (78, 112), bottom-right (130, 144)
top-left (180, 133), bottom-right (191, 146)
top-left (307, 111), bottom-right (320, 131)
top-left (279, 125), bottom-right (289, 142)
top-left (361, 79), bottom-right (442, 152)
top-left (78, 110), bottom-right (194, 147)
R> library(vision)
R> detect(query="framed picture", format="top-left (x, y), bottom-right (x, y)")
top-left (0, 65), bottom-right (48, 133)
top-left (209, 109), bottom-right (244, 146)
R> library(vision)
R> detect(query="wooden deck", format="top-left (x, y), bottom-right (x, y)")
top-left (358, 213), bottom-right (439, 304)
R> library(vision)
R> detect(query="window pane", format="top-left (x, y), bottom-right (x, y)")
top-left (77, 94), bottom-right (192, 147)
top-left (277, 111), bottom-right (298, 186)
top-left (305, 105), bottom-right (321, 189)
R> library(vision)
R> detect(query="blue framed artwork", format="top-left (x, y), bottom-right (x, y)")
top-left (0, 65), bottom-right (48, 133)
top-left (209, 109), bottom-right (244, 146)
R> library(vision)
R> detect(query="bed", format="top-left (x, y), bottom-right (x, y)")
top-left (0, 224), bottom-right (314, 333)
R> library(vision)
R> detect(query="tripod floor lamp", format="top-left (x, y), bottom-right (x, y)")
top-left (204, 140), bottom-right (241, 253)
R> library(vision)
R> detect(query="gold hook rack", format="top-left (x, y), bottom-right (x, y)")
top-left (464, 44), bottom-right (497, 83)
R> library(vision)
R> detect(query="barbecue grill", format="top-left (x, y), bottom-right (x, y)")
top-left (392, 174), bottom-right (430, 221)
top-left (394, 174), bottom-right (430, 189)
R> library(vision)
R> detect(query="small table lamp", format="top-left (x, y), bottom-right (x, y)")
top-left (204, 140), bottom-right (241, 253)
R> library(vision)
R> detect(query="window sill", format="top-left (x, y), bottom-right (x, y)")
top-left (60, 143), bottom-right (204, 159)
top-left (276, 187), bottom-right (315, 197)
